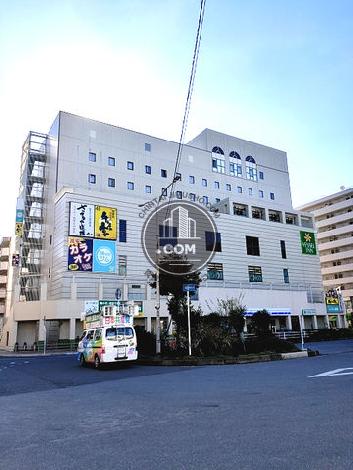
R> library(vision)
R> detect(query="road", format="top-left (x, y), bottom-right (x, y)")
top-left (1, 340), bottom-right (353, 470)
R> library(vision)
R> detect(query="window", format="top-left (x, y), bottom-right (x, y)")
top-left (127, 182), bottom-right (134, 190)
top-left (259, 190), bottom-right (264, 198)
top-left (226, 184), bottom-right (231, 191)
top-left (176, 191), bottom-right (182, 199)
top-left (145, 143), bottom-right (151, 152)
top-left (94, 329), bottom-right (102, 341)
top-left (285, 213), bottom-right (297, 225)
top-left (283, 268), bottom-right (289, 284)
top-left (108, 157), bottom-right (115, 166)
top-left (119, 220), bottom-right (127, 242)
top-left (212, 146), bottom-right (224, 155)
top-left (270, 192), bottom-right (275, 200)
top-left (252, 207), bottom-right (265, 220)
top-left (269, 209), bottom-right (281, 222)
top-left (161, 169), bottom-right (167, 178)
top-left (229, 152), bottom-right (242, 177)
top-left (229, 151), bottom-right (240, 159)
top-left (207, 263), bottom-right (224, 280)
top-left (248, 188), bottom-right (253, 196)
top-left (145, 165), bottom-right (151, 174)
top-left (88, 174), bottom-right (96, 184)
top-left (280, 240), bottom-right (287, 259)
top-left (233, 203), bottom-right (248, 217)
top-left (118, 255), bottom-right (127, 275)
top-left (127, 161), bottom-right (134, 170)
top-left (176, 172), bottom-right (182, 181)
top-left (214, 181), bottom-right (220, 189)
top-left (212, 158), bottom-right (225, 173)
top-left (248, 266), bottom-right (262, 282)
top-left (259, 171), bottom-right (264, 180)
top-left (237, 186), bottom-right (243, 194)
top-left (246, 156), bottom-right (257, 181)
top-left (205, 231), bottom-right (222, 252)
top-left (203, 196), bottom-right (209, 204)
top-left (202, 178), bottom-right (208, 187)
top-left (108, 178), bottom-right (115, 188)
top-left (189, 175), bottom-right (195, 184)
top-left (145, 185), bottom-right (151, 194)
top-left (189, 193), bottom-right (196, 201)
top-left (89, 152), bottom-right (96, 162)
top-left (246, 236), bottom-right (260, 256)
top-left (159, 224), bottom-right (177, 247)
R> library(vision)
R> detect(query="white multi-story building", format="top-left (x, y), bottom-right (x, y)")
top-left (0, 237), bottom-right (11, 338)
top-left (299, 188), bottom-right (353, 326)
top-left (1, 111), bottom-right (334, 350)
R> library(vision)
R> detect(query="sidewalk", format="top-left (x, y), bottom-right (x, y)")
top-left (0, 349), bottom-right (77, 358)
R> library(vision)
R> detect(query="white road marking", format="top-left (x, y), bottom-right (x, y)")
top-left (309, 367), bottom-right (353, 377)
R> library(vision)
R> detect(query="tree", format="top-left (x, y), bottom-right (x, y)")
top-left (148, 252), bottom-right (202, 352)
top-left (251, 309), bottom-right (272, 337)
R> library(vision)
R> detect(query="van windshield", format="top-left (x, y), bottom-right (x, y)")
top-left (105, 327), bottom-right (134, 340)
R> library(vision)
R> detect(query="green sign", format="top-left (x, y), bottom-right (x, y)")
top-left (98, 300), bottom-right (119, 310)
top-left (300, 231), bottom-right (317, 255)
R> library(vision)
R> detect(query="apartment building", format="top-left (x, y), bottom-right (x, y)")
top-left (300, 188), bottom-right (353, 326)
top-left (0, 111), bottom-right (333, 350)
top-left (0, 237), bottom-right (11, 344)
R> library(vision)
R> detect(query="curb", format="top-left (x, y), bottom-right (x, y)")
top-left (137, 351), bottom-right (314, 366)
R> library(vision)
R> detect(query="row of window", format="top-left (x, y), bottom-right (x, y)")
top-left (88, 174), bottom-right (275, 200)
top-left (89, 152), bottom-right (265, 184)
top-left (206, 263), bottom-right (290, 284)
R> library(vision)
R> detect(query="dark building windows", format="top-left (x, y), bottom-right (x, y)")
top-left (119, 220), bottom-right (127, 242)
top-left (127, 161), bottom-right (134, 170)
top-left (108, 157), bottom-right (115, 166)
top-left (161, 169), bottom-right (167, 178)
top-left (145, 165), bottom-right (151, 174)
top-left (280, 240), bottom-right (287, 259)
top-left (246, 236), bottom-right (260, 256)
top-left (205, 231), bottom-right (222, 252)
top-left (108, 178), bottom-right (115, 188)
top-left (89, 152), bottom-right (96, 162)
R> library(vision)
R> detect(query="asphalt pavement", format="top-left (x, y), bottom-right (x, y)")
top-left (1, 341), bottom-right (353, 470)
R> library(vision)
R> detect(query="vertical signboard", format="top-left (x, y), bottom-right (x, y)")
top-left (325, 289), bottom-right (343, 313)
top-left (94, 206), bottom-right (117, 239)
top-left (93, 239), bottom-right (116, 273)
top-left (300, 231), bottom-right (317, 255)
top-left (69, 203), bottom-right (95, 237)
top-left (67, 237), bottom-right (93, 271)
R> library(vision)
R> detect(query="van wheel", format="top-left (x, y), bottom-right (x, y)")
top-left (79, 354), bottom-right (86, 367)
top-left (94, 355), bottom-right (101, 369)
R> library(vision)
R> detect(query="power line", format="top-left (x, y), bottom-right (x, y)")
top-left (167, 0), bottom-right (207, 205)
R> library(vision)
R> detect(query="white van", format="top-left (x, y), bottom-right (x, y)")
top-left (78, 305), bottom-right (138, 368)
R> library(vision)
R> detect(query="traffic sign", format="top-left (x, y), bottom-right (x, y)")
top-left (183, 284), bottom-right (196, 292)
top-left (115, 288), bottom-right (122, 300)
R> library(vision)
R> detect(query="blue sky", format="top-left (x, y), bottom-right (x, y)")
top-left (0, 0), bottom-right (352, 236)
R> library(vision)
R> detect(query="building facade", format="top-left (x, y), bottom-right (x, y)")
top-left (299, 188), bottom-right (353, 326)
top-left (1, 111), bottom-right (333, 350)
top-left (0, 237), bottom-right (12, 346)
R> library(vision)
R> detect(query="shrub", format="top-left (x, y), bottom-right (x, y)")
top-left (135, 327), bottom-right (156, 356)
top-left (246, 336), bottom-right (300, 354)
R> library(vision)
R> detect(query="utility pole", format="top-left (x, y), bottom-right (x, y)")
top-left (155, 267), bottom-right (161, 354)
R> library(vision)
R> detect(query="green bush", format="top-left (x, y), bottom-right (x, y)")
top-left (308, 328), bottom-right (353, 341)
top-left (246, 336), bottom-right (300, 354)
top-left (135, 327), bottom-right (156, 356)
